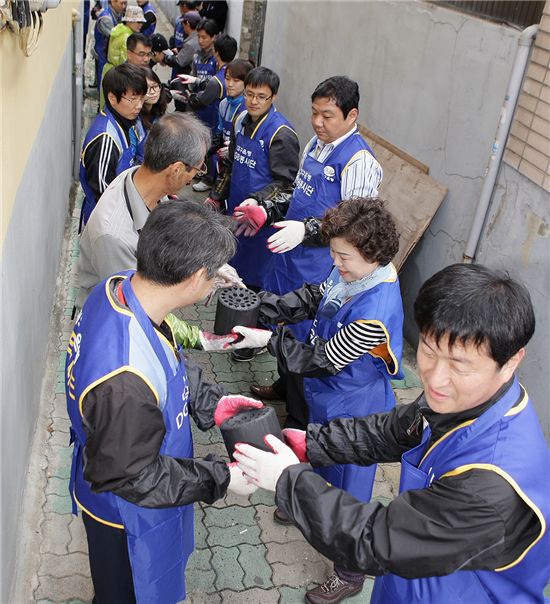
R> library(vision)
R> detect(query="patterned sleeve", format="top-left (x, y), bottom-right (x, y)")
top-left (341, 150), bottom-right (383, 199)
top-left (324, 320), bottom-right (387, 371)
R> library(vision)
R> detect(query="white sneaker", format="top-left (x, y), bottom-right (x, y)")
top-left (192, 180), bottom-right (211, 192)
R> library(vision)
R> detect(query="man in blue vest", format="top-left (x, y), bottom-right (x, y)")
top-left (172, 0), bottom-right (198, 48)
top-left (80, 63), bottom-right (147, 226)
top-left (235, 263), bottom-right (550, 604)
top-left (236, 76), bottom-right (383, 381)
top-left (93, 0), bottom-right (126, 88)
top-left (205, 66), bottom-right (300, 360)
top-left (136, 0), bottom-right (156, 36)
top-left (66, 201), bottom-right (259, 603)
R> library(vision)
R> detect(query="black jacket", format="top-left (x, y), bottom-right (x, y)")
top-left (275, 384), bottom-right (540, 577)
top-left (81, 318), bottom-right (230, 508)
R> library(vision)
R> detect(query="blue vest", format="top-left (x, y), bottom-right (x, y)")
top-left (94, 5), bottom-right (116, 83)
top-left (193, 51), bottom-right (217, 87)
top-left (371, 378), bottom-right (550, 604)
top-left (227, 107), bottom-right (297, 287)
top-left (219, 94), bottom-right (245, 143)
top-left (263, 132), bottom-right (375, 295)
top-left (305, 265), bottom-right (404, 501)
top-left (79, 108), bottom-right (144, 225)
top-left (174, 17), bottom-right (185, 48)
top-left (66, 272), bottom-right (194, 603)
top-left (140, 1), bottom-right (156, 37)
top-left (197, 64), bottom-right (226, 129)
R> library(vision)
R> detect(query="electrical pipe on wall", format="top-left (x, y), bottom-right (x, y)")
top-left (463, 24), bottom-right (538, 263)
top-left (72, 8), bottom-right (83, 180)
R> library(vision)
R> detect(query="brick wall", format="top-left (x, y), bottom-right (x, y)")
top-left (505, 0), bottom-right (550, 193)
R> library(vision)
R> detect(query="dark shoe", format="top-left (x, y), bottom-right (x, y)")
top-left (231, 347), bottom-right (266, 362)
top-left (305, 573), bottom-right (363, 604)
top-left (250, 383), bottom-right (282, 401)
top-left (273, 507), bottom-right (293, 525)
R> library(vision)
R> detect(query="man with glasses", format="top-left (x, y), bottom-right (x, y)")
top-left (126, 32), bottom-right (154, 67)
top-left (206, 67), bottom-right (300, 293)
top-left (78, 112), bottom-right (243, 348)
top-left (98, 11), bottom-right (148, 110)
top-left (80, 63), bottom-right (147, 226)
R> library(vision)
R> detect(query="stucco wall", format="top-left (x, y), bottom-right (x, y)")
top-left (156, 0), bottom-right (244, 46)
top-left (476, 165), bottom-right (550, 436)
top-left (260, 1), bottom-right (549, 437)
top-left (0, 8), bottom-right (75, 600)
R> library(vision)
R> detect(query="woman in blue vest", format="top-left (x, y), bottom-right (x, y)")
top-left (136, 68), bottom-right (171, 163)
top-left (216, 59), bottom-right (253, 153)
top-left (234, 263), bottom-right (550, 604)
top-left (230, 197), bottom-right (403, 597)
top-left (192, 18), bottom-right (218, 89)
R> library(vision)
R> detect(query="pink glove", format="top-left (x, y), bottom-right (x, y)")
top-left (214, 395), bottom-right (264, 427)
top-left (282, 428), bottom-right (308, 462)
top-left (204, 197), bottom-right (221, 211)
top-left (199, 330), bottom-right (239, 352)
top-left (233, 204), bottom-right (268, 236)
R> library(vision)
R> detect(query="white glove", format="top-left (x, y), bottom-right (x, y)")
top-left (229, 326), bottom-right (272, 350)
top-left (234, 435), bottom-right (300, 492)
top-left (267, 220), bottom-right (305, 254)
top-left (217, 140), bottom-right (230, 159)
top-left (198, 330), bottom-right (239, 352)
top-left (215, 263), bottom-right (245, 289)
top-left (177, 74), bottom-right (198, 85)
top-left (227, 462), bottom-right (258, 497)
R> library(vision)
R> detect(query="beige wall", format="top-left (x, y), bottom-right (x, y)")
top-left (505, 0), bottom-right (550, 191)
top-left (0, 3), bottom-right (74, 249)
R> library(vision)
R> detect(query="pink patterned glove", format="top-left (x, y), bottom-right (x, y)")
top-left (214, 395), bottom-right (264, 427)
top-left (233, 204), bottom-right (268, 236)
top-left (204, 197), bottom-right (221, 211)
top-left (282, 428), bottom-right (308, 462)
top-left (199, 330), bottom-right (239, 352)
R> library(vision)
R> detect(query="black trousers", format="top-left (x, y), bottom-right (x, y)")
top-left (82, 512), bottom-right (136, 604)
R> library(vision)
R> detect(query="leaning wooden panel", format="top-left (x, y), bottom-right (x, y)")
top-left (359, 125), bottom-right (448, 271)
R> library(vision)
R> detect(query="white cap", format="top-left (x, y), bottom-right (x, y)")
top-left (122, 5), bottom-right (147, 22)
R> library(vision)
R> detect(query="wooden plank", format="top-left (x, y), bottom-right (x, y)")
top-left (359, 128), bottom-right (448, 271)
top-left (358, 124), bottom-right (430, 174)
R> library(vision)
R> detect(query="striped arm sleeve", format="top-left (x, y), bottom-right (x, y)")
top-left (341, 150), bottom-right (383, 199)
top-left (325, 320), bottom-right (387, 371)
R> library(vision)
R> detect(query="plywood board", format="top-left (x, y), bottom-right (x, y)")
top-left (359, 125), bottom-right (448, 271)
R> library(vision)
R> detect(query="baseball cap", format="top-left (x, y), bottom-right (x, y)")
top-left (122, 5), bottom-right (147, 22)
top-left (182, 10), bottom-right (201, 27)
top-left (150, 33), bottom-right (169, 53)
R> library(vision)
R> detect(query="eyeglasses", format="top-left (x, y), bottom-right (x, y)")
top-left (186, 161), bottom-right (207, 177)
top-left (121, 95), bottom-right (145, 105)
top-left (243, 90), bottom-right (273, 103)
top-left (146, 84), bottom-right (161, 96)
top-left (129, 49), bottom-right (153, 58)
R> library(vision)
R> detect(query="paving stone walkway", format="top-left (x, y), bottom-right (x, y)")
top-left (13, 7), bottom-right (426, 603)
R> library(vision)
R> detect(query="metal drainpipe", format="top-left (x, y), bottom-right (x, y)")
top-left (72, 8), bottom-right (83, 180)
top-left (463, 24), bottom-right (538, 263)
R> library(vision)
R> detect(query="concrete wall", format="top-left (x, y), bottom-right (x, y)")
top-left (0, 6), bottom-right (75, 600)
top-left (475, 164), bottom-right (550, 437)
top-left (260, 2), bottom-right (550, 434)
top-left (155, 0), bottom-right (244, 44)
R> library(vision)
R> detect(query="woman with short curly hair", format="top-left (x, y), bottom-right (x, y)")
top-left (233, 196), bottom-right (404, 598)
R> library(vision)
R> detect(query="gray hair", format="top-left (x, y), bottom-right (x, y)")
top-left (143, 113), bottom-right (211, 172)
